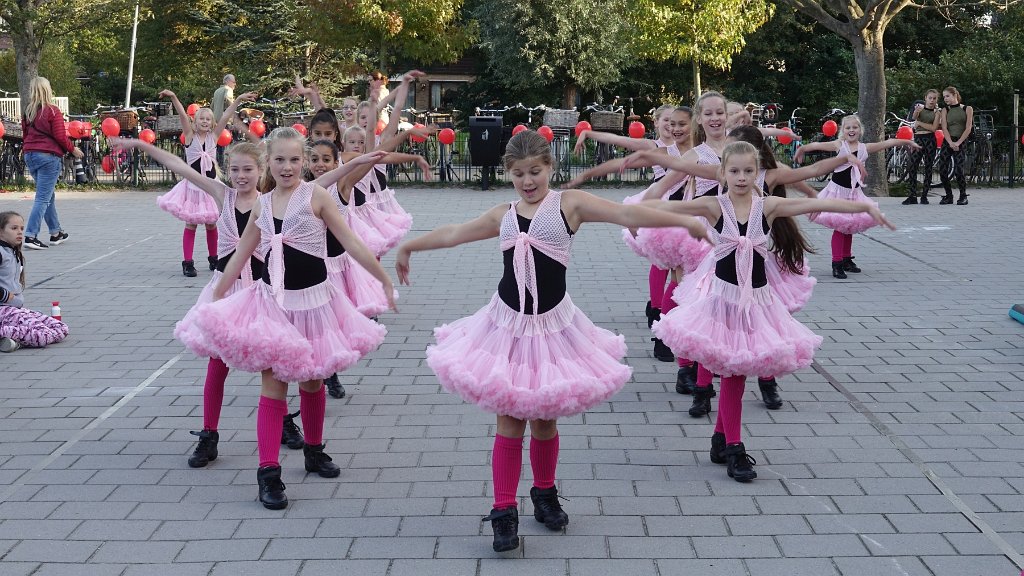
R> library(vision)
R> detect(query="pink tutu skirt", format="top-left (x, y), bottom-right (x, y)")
top-left (156, 180), bottom-right (219, 225)
top-left (174, 270), bottom-right (253, 358)
top-left (345, 209), bottom-right (389, 257)
top-left (427, 293), bottom-right (632, 421)
top-left (350, 203), bottom-right (412, 254)
top-left (191, 280), bottom-right (386, 382)
top-left (654, 274), bottom-right (821, 378)
top-left (0, 306), bottom-right (68, 348)
top-left (808, 181), bottom-right (878, 234)
top-left (635, 226), bottom-right (711, 273)
top-left (371, 186), bottom-right (413, 223)
top-left (621, 191), bottom-right (648, 258)
top-left (766, 257), bottom-right (816, 314)
top-left (326, 254), bottom-right (395, 317)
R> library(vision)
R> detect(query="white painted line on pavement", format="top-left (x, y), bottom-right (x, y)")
top-left (29, 235), bottom-right (156, 289)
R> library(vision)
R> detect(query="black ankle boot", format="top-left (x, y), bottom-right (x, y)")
top-left (831, 261), bottom-right (847, 279)
top-left (920, 192), bottom-right (930, 204)
top-left (689, 385), bottom-right (714, 417)
top-left (675, 362), bottom-right (698, 395)
top-left (652, 338), bottom-right (674, 362)
top-left (281, 410), bottom-right (304, 450)
top-left (187, 429), bottom-right (219, 468)
top-left (724, 443), bottom-right (757, 482)
top-left (939, 193), bottom-right (954, 204)
top-left (901, 195), bottom-right (917, 205)
top-left (758, 378), bottom-right (783, 410)
top-left (957, 192), bottom-right (969, 205)
top-left (303, 443), bottom-right (341, 478)
top-left (530, 486), bottom-right (569, 529)
top-left (182, 260), bottom-right (197, 277)
top-left (842, 257), bottom-right (861, 273)
top-left (710, 432), bottom-right (727, 464)
top-left (482, 507), bottom-right (520, 552)
top-left (647, 304), bottom-right (661, 330)
top-left (208, 255), bottom-right (217, 270)
top-left (256, 465), bottom-right (288, 509)
top-left (325, 373), bottom-right (346, 398)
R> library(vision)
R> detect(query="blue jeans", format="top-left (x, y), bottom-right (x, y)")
top-left (24, 152), bottom-right (64, 239)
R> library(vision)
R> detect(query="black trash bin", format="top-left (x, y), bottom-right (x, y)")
top-left (468, 116), bottom-right (503, 189)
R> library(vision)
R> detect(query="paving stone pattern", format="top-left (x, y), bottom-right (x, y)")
top-left (0, 185), bottom-right (1022, 575)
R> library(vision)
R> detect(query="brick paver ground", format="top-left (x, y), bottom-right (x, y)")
top-left (0, 184), bottom-right (1022, 575)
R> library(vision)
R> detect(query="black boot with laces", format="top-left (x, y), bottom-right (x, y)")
top-left (675, 362), bottom-right (698, 395)
top-left (303, 443), bottom-right (341, 478)
top-left (689, 385), bottom-right (714, 417)
top-left (482, 507), bottom-right (520, 552)
top-left (187, 429), bottom-right (219, 468)
top-left (325, 373), bottom-right (346, 398)
top-left (842, 257), bottom-right (861, 273)
top-left (757, 378), bottom-right (783, 410)
top-left (831, 261), bottom-right (847, 279)
top-left (256, 465), bottom-right (288, 509)
top-left (281, 410), bottom-right (304, 450)
top-left (530, 486), bottom-right (569, 530)
top-left (901, 194), bottom-right (917, 205)
top-left (710, 432), bottom-right (727, 464)
top-left (182, 260), bottom-right (198, 277)
top-left (725, 442), bottom-right (757, 482)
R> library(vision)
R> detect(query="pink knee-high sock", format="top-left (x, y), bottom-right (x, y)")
top-left (182, 227), bottom-right (196, 260)
top-left (300, 385), bottom-right (326, 446)
top-left (205, 227), bottom-right (219, 258)
top-left (649, 266), bottom-right (669, 309)
top-left (719, 375), bottom-right (746, 445)
top-left (661, 281), bottom-right (679, 314)
top-left (256, 396), bottom-right (288, 468)
top-left (492, 434), bottom-right (524, 509)
top-left (202, 358), bottom-right (230, 431)
top-left (696, 363), bottom-right (714, 388)
top-left (530, 434), bottom-right (559, 490)
top-left (842, 233), bottom-right (853, 259)
top-left (831, 231), bottom-right (843, 262)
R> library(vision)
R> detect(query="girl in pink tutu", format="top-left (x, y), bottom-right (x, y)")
top-left (395, 130), bottom-right (708, 552)
top-left (652, 141), bottom-right (893, 482)
top-left (0, 212), bottom-right (68, 352)
top-left (795, 114), bottom-right (919, 279)
top-left (156, 88), bottom-right (257, 277)
top-left (187, 127), bottom-right (396, 510)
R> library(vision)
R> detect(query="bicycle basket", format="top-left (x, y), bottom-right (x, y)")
top-left (99, 110), bottom-right (139, 130)
top-left (2, 119), bottom-right (22, 139)
top-left (590, 111), bottom-right (624, 131)
top-left (156, 116), bottom-right (182, 135)
top-left (543, 109), bottom-right (579, 129)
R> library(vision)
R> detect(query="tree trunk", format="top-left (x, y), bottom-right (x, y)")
top-left (692, 59), bottom-right (702, 98)
top-left (12, 21), bottom-right (42, 118)
top-left (563, 83), bottom-right (577, 110)
top-left (851, 26), bottom-right (888, 197)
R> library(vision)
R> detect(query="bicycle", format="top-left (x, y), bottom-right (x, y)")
top-left (797, 108), bottom-right (849, 182)
top-left (542, 107), bottom-right (579, 184)
top-left (0, 123), bottom-right (25, 186)
top-left (581, 101), bottom-right (625, 177)
top-left (884, 112), bottom-right (914, 185)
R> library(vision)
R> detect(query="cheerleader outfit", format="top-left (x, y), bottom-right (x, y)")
top-left (325, 183), bottom-right (392, 317)
top-left (348, 170), bottom-right (412, 254)
top-left (807, 141), bottom-right (878, 265)
top-left (0, 241), bottom-right (68, 348)
top-left (191, 181), bottom-right (386, 383)
top-left (426, 190), bottom-right (632, 422)
top-left (156, 132), bottom-right (221, 225)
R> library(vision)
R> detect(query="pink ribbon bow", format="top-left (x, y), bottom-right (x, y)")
top-left (502, 231), bottom-right (563, 316)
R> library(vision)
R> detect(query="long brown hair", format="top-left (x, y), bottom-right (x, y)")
top-left (691, 91), bottom-right (726, 146)
top-left (719, 141), bottom-right (813, 275)
top-left (259, 127), bottom-right (308, 193)
top-left (0, 211), bottom-right (26, 289)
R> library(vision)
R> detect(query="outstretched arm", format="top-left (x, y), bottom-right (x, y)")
top-left (573, 130), bottom-right (658, 155)
top-left (865, 138), bottom-right (920, 155)
top-left (378, 71), bottom-right (424, 144)
top-left (213, 205), bottom-right (262, 299)
top-left (624, 149), bottom-right (718, 180)
top-left (641, 196), bottom-right (720, 221)
top-left (314, 150), bottom-right (389, 189)
top-left (562, 189), bottom-right (709, 242)
top-left (769, 153), bottom-right (864, 186)
top-left (765, 196), bottom-right (894, 229)
top-left (760, 127), bottom-right (802, 142)
top-left (793, 140), bottom-right (841, 163)
top-left (110, 137), bottom-right (226, 207)
top-left (395, 204), bottom-right (507, 285)
top-left (214, 92), bottom-right (257, 137)
top-left (160, 89), bottom-right (192, 142)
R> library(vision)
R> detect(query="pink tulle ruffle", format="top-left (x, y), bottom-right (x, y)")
top-left (766, 257), bottom-right (816, 314)
top-left (327, 254), bottom-right (394, 317)
top-left (156, 180), bottom-right (219, 225)
top-left (635, 226), bottom-right (711, 272)
top-left (426, 293), bottom-right (632, 421)
top-left (807, 182), bottom-right (879, 234)
top-left (350, 202), bottom-right (412, 254)
top-left (174, 270), bottom-right (252, 358)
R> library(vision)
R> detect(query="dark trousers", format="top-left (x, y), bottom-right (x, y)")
top-left (907, 133), bottom-right (937, 198)
top-left (938, 142), bottom-right (966, 197)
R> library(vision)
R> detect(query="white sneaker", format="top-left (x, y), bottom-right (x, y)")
top-left (0, 337), bottom-right (21, 352)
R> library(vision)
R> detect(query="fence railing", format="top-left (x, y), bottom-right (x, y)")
top-left (0, 97), bottom-right (70, 122)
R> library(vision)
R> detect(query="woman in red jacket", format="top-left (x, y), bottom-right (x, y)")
top-left (20, 76), bottom-right (82, 250)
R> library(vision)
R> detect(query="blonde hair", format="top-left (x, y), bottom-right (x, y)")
top-left (342, 125), bottom-right (367, 151)
top-left (226, 142), bottom-right (263, 167)
top-left (259, 127), bottom-right (307, 192)
top-left (503, 131), bottom-right (552, 169)
top-left (654, 104), bottom-right (675, 121)
top-left (193, 107), bottom-right (214, 130)
top-left (692, 91), bottom-right (727, 146)
top-left (841, 114), bottom-right (862, 130)
top-left (720, 141), bottom-right (761, 186)
top-left (24, 77), bottom-right (56, 123)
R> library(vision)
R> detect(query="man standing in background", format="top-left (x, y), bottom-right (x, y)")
top-left (212, 74), bottom-right (236, 123)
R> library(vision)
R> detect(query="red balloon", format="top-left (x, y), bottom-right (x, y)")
top-left (822, 120), bottom-right (838, 138)
top-left (101, 155), bottom-right (114, 174)
top-left (375, 119), bottom-right (387, 136)
top-left (187, 103), bottom-right (199, 117)
top-left (249, 119), bottom-right (266, 137)
top-left (438, 127), bottom-right (456, 146)
top-left (67, 120), bottom-right (83, 139)
top-left (537, 126), bottom-right (554, 142)
top-left (101, 117), bottom-right (121, 137)
top-left (1020, 133), bottom-right (1024, 146)
top-left (0, 123), bottom-right (4, 139)
top-left (574, 120), bottom-right (592, 138)
top-left (896, 125), bottom-right (914, 140)
top-left (82, 122), bottom-right (92, 137)
top-left (292, 123), bottom-right (307, 136)
top-left (512, 124), bottom-right (528, 136)
top-left (217, 129), bottom-right (233, 146)
top-left (628, 121), bottom-right (645, 139)
top-left (410, 123), bottom-right (427, 144)
top-left (180, 132), bottom-right (187, 145)
top-left (934, 129), bottom-right (945, 147)
top-left (778, 127), bottom-right (794, 145)
top-left (139, 128), bottom-right (156, 144)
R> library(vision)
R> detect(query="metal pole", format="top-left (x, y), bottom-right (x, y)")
top-left (1011, 91), bottom-right (1019, 188)
top-left (124, 2), bottom-right (140, 109)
